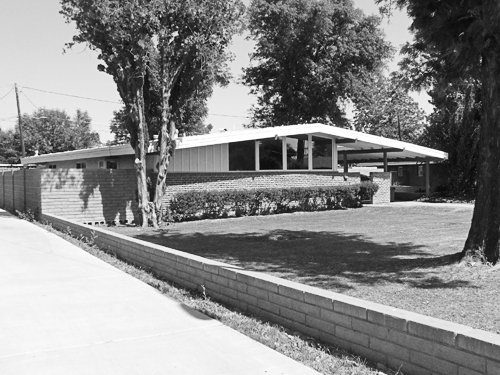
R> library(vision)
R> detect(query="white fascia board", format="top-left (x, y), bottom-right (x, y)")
top-left (21, 144), bottom-right (134, 164)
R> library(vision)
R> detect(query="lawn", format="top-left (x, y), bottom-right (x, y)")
top-left (108, 203), bottom-right (500, 334)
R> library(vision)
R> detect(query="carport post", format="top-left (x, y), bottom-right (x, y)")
top-left (425, 160), bottom-right (430, 196)
top-left (383, 152), bottom-right (388, 172)
top-left (343, 153), bottom-right (348, 173)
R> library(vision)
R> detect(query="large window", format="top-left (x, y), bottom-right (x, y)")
top-left (229, 141), bottom-right (255, 171)
top-left (286, 135), bottom-right (309, 170)
top-left (312, 137), bottom-right (332, 169)
top-left (259, 138), bottom-right (283, 170)
top-left (227, 135), bottom-right (334, 172)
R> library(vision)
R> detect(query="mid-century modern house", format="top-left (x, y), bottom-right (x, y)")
top-left (7, 124), bottom-right (447, 224)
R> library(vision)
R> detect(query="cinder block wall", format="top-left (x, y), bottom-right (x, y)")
top-left (39, 169), bottom-right (140, 225)
top-left (25, 169), bottom-right (41, 218)
top-left (3, 171), bottom-right (14, 212)
top-left (13, 170), bottom-right (25, 213)
top-left (44, 213), bottom-right (500, 375)
top-left (163, 172), bottom-right (362, 205)
top-left (0, 171), bottom-right (4, 208)
top-left (370, 172), bottom-right (391, 204)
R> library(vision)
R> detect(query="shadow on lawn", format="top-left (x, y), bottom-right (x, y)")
top-left (131, 228), bottom-right (469, 292)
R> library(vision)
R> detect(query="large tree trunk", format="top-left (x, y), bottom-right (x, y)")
top-left (133, 84), bottom-right (155, 228)
top-left (461, 14), bottom-right (500, 264)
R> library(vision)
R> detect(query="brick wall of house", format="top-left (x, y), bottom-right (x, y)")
top-left (45, 212), bottom-right (500, 375)
top-left (370, 172), bottom-right (391, 204)
top-left (162, 171), bottom-right (362, 205)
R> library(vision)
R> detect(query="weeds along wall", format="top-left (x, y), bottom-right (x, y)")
top-left (44, 213), bottom-right (500, 375)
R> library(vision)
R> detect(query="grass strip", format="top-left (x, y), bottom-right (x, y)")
top-left (33, 220), bottom-right (399, 375)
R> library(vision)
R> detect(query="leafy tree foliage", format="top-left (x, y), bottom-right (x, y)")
top-left (0, 108), bottom-right (100, 163)
top-left (353, 73), bottom-right (426, 142)
top-left (107, 109), bottom-right (131, 146)
top-left (107, 107), bottom-right (213, 146)
top-left (0, 129), bottom-right (19, 164)
top-left (243, 0), bottom-right (393, 128)
top-left (378, 0), bottom-right (500, 263)
top-left (60, 0), bottom-right (245, 226)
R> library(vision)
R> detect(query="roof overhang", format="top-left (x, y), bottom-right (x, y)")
top-left (21, 123), bottom-right (447, 164)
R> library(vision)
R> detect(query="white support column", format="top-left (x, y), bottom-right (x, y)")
top-left (332, 138), bottom-right (337, 171)
top-left (308, 134), bottom-right (313, 170)
top-left (282, 136), bottom-right (287, 171)
top-left (255, 140), bottom-right (260, 171)
top-left (425, 160), bottom-right (430, 196)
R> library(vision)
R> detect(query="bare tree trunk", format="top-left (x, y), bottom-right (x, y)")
top-left (133, 84), bottom-right (155, 228)
top-left (462, 7), bottom-right (500, 264)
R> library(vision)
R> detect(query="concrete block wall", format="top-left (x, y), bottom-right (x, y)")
top-left (13, 170), bottom-right (25, 213)
top-left (25, 169), bottom-right (42, 218)
top-left (3, 171), bottom-right (15, 212)
top-left (44, 213), bottom-right (500, 375)
top-left (370, 172), bottom-right (391, 204)
top-left (163, 172), bottom-right (362, 205)
top-left (0, 171), bottom-right (4, 208)
top-left (40, 169), bottom-right (140, 225)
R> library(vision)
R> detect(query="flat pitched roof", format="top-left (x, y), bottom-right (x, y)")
top-left (21, 123), bottom-right (447, 164)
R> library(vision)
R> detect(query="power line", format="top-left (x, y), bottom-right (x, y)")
top-left (20, 91), bottom-right (39, 110)
top-left (23, 86), bottom-right (122, 104)
top-left (19, 84), bottom-right (250, 120)
top-left (0, 88), bottom-right (14, 101)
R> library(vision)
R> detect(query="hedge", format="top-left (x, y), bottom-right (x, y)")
top-left (167, 181), bottom-right (378, 222)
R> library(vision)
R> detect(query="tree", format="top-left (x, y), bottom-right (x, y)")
top-left (61, 0), bottom-right (245, 227)
top-left (0, 108), bottom-right (100, 163)
top-left (243, 0), bottom-right (393, 128)
top-left (107, 109), bottom-right (131, 146)
top-left (0, 129), bottom-right (19, 164)
top-left (377, 0), bottom-right (500, 263)
top-left (419, 79), bottom-right (481, 198)
top-left (353, 73), bottom-right (426, 143)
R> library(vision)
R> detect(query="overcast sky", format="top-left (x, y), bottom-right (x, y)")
top-left (0, 0), bottom-right (425, 143)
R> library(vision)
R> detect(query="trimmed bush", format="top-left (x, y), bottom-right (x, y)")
top-left (168, 181), bottom-right (378, 222)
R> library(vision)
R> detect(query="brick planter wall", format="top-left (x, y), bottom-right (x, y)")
top-left (44, 213), bottom-right (500, 375)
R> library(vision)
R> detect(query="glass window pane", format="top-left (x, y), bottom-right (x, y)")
top-left (312, 137), bottom-right (332, 169)
top-left (286, 135), bottom-right (309, 170)
top-left (229, 141), bottom-right (256, 171)
top-left (259, 138), bottom-right (283, 170)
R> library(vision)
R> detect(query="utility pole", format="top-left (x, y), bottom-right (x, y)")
top-left (14, 83), bottom-right (26, 158)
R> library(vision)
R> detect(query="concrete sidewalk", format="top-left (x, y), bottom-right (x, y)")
top-left (0, 209), bottom-right (319, 375)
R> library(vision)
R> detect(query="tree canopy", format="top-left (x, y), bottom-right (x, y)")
top-left (60, 0), bottom-right (245, 226)
top-left (243, 0), bottom-right (393, 128)
top-left (0, 108), bottom-right (100, 163)
top-left (353, 73), bottom-right (426, 143)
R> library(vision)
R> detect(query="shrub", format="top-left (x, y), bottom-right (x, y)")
top-left (168, 182), bottom-right (378, 222)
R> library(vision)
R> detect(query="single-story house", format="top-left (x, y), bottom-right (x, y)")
top-left (13, 124), bottom-right (447, 224)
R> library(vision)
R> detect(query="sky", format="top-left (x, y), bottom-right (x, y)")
top-left (0, 0), bottom-right (426, 144)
